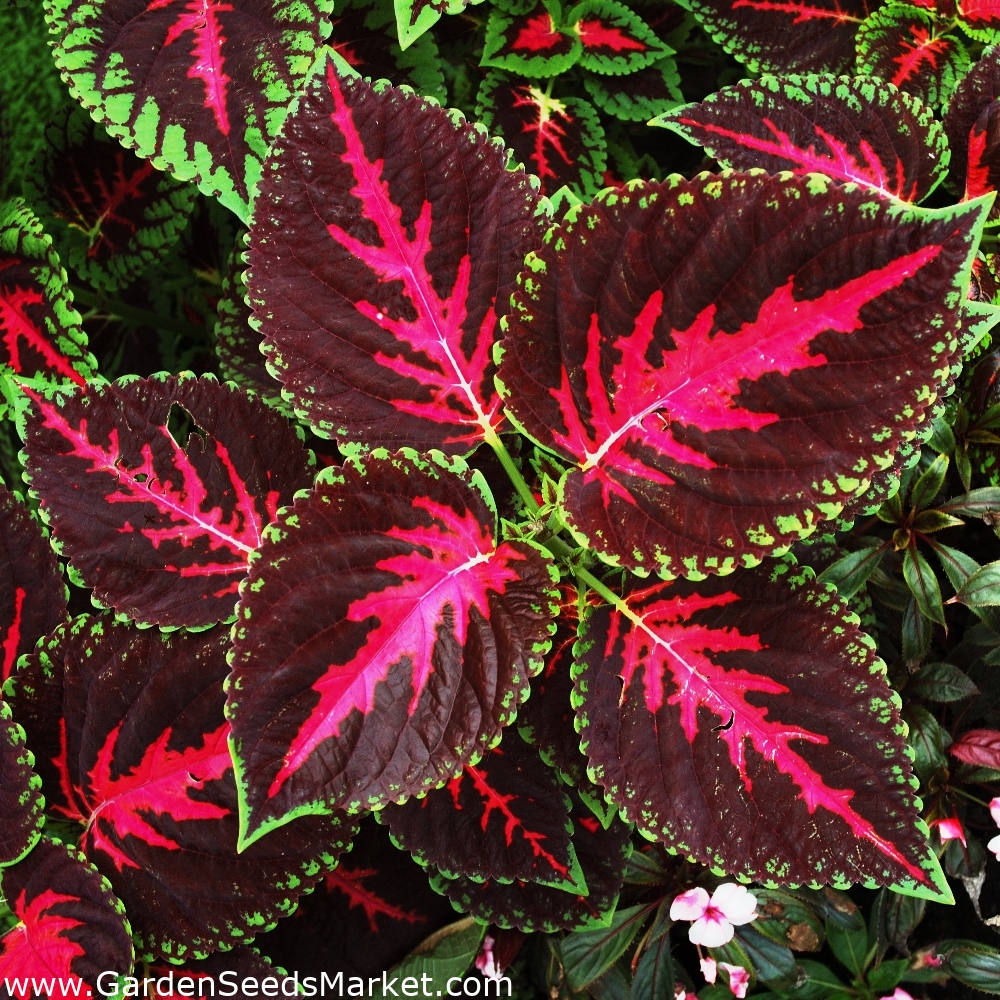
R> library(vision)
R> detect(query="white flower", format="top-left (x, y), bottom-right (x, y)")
top-left (719, 963), bottom-right (750, 999)
top-left (669, 883), bottom-right (758, 947)
top-left (700, 956), bottom-right (717, 984)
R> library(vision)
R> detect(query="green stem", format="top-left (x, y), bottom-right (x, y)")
top-left (70, 286), bottom-right (207, 339)
top-left (486, 431), bottom-right (541, 517)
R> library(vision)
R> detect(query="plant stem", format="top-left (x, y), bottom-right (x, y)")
top-left (70, 286), bottom-right (207, 339)
top-left (486, 431), bottom-right (541, 517)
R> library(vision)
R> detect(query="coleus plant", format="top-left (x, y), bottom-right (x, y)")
top-left (1, 0), bottom-right (1000, 997)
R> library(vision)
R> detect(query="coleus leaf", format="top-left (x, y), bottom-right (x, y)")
top-left (481, 2), bottom-right (582, 76)
top-left (45, 0), bottom-right (336, 221)
top-left (381, 727), bottom-right (579, 886)
top-left (583, 60), bottom-right (683, 123)
top-left (574, 561), bottom-right (950, 900)
top-left (332, 0), bottom-right (446, 102)
top-left (476, 72), bottom-right (607, 197)
top-left (24, 615), bottom-right (357, 961)
top-left (0, 702), bottom-right (43, 868)
top-left (855, 6), bottom-right (970, 109)
top-left (566, 0), bottom-right (671, 75)
top-left (0, 200), bottom-right (97, 394)
top-left (428, 792), bottom-right (632, 931)
top-left (21, 106), bottom-right (198, 292)
top-left (0, 839), bottom-right (132, 999)
top-left (246, 60), bottom-right (545, 455)
top-left (21, 373), bottom-right (314, 627)
top-left (227, 449), bottom-right (559, 847)
top-left (497, 172), bottom-right (989, 578)
top-left (653, 74), bottom-right (949, 203)
top-left (256, 817), bottom-right (455, 981)
top-left (956, 0), bottom-right (1000, 42)
top-left (687, 0), bottom-right (874, 74)
top-left (149, 946), bottom-right (296, 1000)
top-left (394, 0), bottom-right (485, 49)
top-left (0, 485), bottom-right (67, 685)
top-left (214, 240), bottom-right (290, 416)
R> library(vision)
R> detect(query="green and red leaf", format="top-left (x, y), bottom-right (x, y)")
top-left (0, 200), bottom-right (96, 394)
top-left (567, 0), bottom-right (670, 75)
top-left (33, 616), bottom-right (356, 961)
top-left (22, 106), bottom-right (197, 292)
top-left (687, 0), bottom-right (873, 74)
top-left (21, 373), bottom-right (314, 627)
top-left (0, 839), bottom-right (132, 998)
top-left (381, 727), bottom-right (578, 886)
top-left (0, 486), bottom-right (67, 685)
top-left (653, 74), bottom-right (948, 203)
top-left (45, 0), bottom-right (335, 221)
top-left (247, 62), bottom-right (545, 455)
top-left (583, 60), bottom-right (683, 122)
top-left (497, 172), bottom-right (988, 578)
top-left (256, 817), bottom-right (455, 982)
top-left (393, 0), bottom-right (485, 50)
top-left (226, 450), bottom-right (559, 847)
top-left (428, 792), bottom-right (632, 931)
top-left (0, 702), bottom-right (43, 868)
top-left (957, 0), bottom-right (1000, 41)
top-left (476, 72), bottom-right (607, 197)
top-left (481, 1), bottom-right (582, 76)
top-left (855, 6), bottom-right (969, 109)
top-left (148, 947), bottom-right (296, 1000)
top-left (574, 563), bottom-right (949, 898)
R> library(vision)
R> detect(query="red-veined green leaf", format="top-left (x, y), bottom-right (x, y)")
top-left (952, 558), bottom-right (1000, 604)
top-left (20, 615), bottom-right (357, 962)
top-left (332, 0), bottom-right (446, 102)
top-left (227, 449), bottom-right (559, 847)
top-left (573, 563), bottom-right (951, 900)
top-left (582, 60), bottom-right (683, 122)
top-left (0, 200), bottom-right (97, 395)
top-left (903, 544), bottom-right (945, 625)
top-left (949, 727), bottom-right (1000, 767)
top-left (957, 0), bottom-right (1000, 41)
top-left (653, 75), bottom-right (948, 203)
top-left (45, 0), bottom-right (335, 221)
top-left (22, 106), bottom-right (197, 292)
top-left (944, 47), bottom-right (1000, 195)
top-left (21, 373), bottom-right (314, 627)
top-left (0, 702), bottom-right (43, 868)
top-left (815, 543), bottom-right (888, 600)
top-left (427, 792), bottom-right (632, 931)
top-left (393, 0), bottom-right (485, 50)
top-left (0, 486), bottom-right (67, 685)
top-left (0, 839), bottom-right (132, 999)
top-left (481, 1), bottom-right (582, 76)
top-left (907, 661), bottom-right (979, 702)
top-left (855, 6), bottom-right (969, 108)
top-left (256, 817), bottom-right (456, 982)
top-left (687, 0), bottom-right (874, 74)
top-left (476, 72), bottom-right (607, 197)
top-left (381, 727), bottom-right (580, 887)
top-left (497, 172), bottom-right (989, 578)
top-left (567, 0), bottom-right (670, 75)
top-left (247, 61), bottom-right (545, 455)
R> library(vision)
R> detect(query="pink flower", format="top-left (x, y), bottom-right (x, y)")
top-left (931, 815), bottom-right (966, 846)
top-left (879, 990), bottom-right (915, 1000)
top-left (669, 883), bottom-right (758, 947)
top-left (700, 957), bottom-right (717, 984)
top-left (475, 935), bottom-right (500, 980)
top-left (990, 796), bottom-right (1000, 827)
top-left (719, 963), bottom-right (750, 999)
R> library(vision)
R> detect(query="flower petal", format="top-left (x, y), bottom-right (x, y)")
top-left (990, 796), bottom-right (1000, 828)
top-left (719, 963), bottom-right (750, 999)
top-left (700, 957), bottom-right (718, 984)
top-left (688, 913), bottom-right (734, 947)
top-left (988, 833), bottom-right (1000, 862)
top-left (670, 886), bottom-right (710, 922)
top-left (711, 883), bottom-right (758, 925)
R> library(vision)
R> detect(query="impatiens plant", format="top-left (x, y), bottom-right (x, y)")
top-left (2, 0), bottom-right (1000, 998)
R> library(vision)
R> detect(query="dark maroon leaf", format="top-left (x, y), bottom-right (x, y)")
top-left (0, 486), bottom-right (67, 684)
top-left (256, 817), bottom-right (455, 982)
top-left (47, 0), bottom-right (336, 220)
top-left (227, 450), bottom-right (559, 846)
top-left (149, 946), bottom-right (295, 1000)
top-left (0, 201), bottom-right (96, 391)
top-left (21, 374), bottom-right (314, 627)
top-left (476, 71), bottom-right (607, 197)
top-left (855, 6), bottom-right (969, 108)
top-left (246, 58), bottom-right (545, 455)
top-left (23, 615), bottom-right (356, 962)
top-left (687, 0), bottom-right (874, 74)
top-left (575, 562), bottom-right (950, 899)
top-left (497, 172), bottom-right (987, 578)
top-left (381, 727), bottom-right (577, 885)
top-left (655, 75), bottom-right (948, 203)
top-left (0, 702), bottom-right (43, 868)
top-left (428, 793), bottom-right (632, 931)
top-left (948, 728), bottom-right (1000, 767)
top-left (22, 105), bottom-right (197, 291)
top-left (944, 48), bottom-right (1000, 187)
top-left (0, 839), bottom-right (132, 998)
top-left (962, 99), bottom-right (1000, 218)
